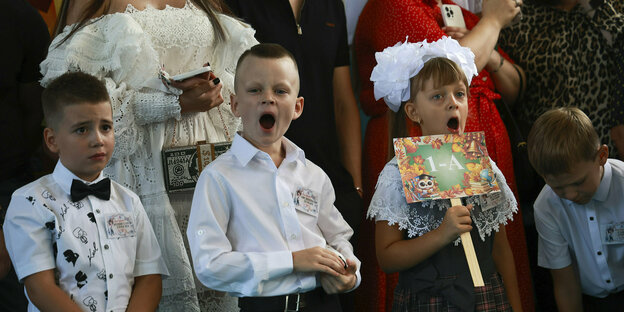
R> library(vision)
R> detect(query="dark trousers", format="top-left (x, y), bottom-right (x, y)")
top-left (238, 288), bottom-right (342, 312)
top-left (583, 290), bottom-right (624, 312)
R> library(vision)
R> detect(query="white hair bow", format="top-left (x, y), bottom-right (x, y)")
top-left (370, 36), bottom-right (477, 112)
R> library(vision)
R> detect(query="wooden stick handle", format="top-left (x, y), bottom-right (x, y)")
top-left (451, 198), bottom-right (485, 287)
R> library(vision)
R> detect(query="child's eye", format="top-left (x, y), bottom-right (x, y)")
top-left (75, 127), bottom-right (86, 134)
top-left (276, 89), bottom-right (288, 95)
top-left (247, 88), bottom-right (260, 93)
top-left (102, 124), bottom-right (113, 132)
top-left (431, 94), bottom-right (442, 100)
top-left (455, 91), bottom-right (466, 98)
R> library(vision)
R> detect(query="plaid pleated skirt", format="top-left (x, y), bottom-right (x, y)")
top-left (391, 272), bottom-right (512, 312)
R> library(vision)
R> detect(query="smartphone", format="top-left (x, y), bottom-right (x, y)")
top-left (441, 4), bottom-right (466, 28)
top-left (172, 66), bottom-right (211, 81)
top-left (160, 66), bottom-right (212, 84)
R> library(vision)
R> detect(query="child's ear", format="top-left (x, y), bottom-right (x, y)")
top-left (230, 93), bottom-right (241, 117)
top-left (44, 127), bottom-right (59, 154)
top-left (597, 144), bottom-right (609, 165)
top-left (404, 101), bottom-right (420, 124)
top-left (292, 96), bottom-right (304, 120)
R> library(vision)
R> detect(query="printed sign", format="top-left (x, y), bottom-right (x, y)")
top-left (393, 132), bottom-right (499, 203)
top-left (162, 141), bottom-right (232, 192)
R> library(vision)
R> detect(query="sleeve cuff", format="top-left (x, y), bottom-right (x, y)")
top-left (262, 250), bottom-right (293, 281)
top-left (134, 257), bottom-right (170, 278)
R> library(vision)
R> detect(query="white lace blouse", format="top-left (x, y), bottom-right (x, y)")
top-left (368, 157), bottom-right (518, 243)
top-left (40, 1), bottom-right (257, 197)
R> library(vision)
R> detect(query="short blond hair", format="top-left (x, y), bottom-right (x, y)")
top-left (527, 107), bottom-right (600, 176)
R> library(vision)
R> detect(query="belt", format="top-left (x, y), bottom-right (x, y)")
top-left (238, 287), bottom-right (326, 312)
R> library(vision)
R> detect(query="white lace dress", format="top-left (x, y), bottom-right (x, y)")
top-left (40, 2), bottom-right (258, 311)
top-left (368, 157), bottom-right (517, 243)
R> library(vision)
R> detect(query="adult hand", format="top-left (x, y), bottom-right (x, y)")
top-left (436, 204), bottom-right (473, 244)
top-left (442, 26), bottom-right (470, 40)
top-left (319, 259), bottom-right (357, 294)
top-left (481, 0), bottom-right (521, 29)
top-left (171, 71), bottom-right (224, 113)
top-left (292, 246), bottom-right (347, 277)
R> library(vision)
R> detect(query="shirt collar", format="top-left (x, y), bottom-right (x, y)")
top-left (231, 132), bottom-right (306, 167)
top-left (52, 161), bottom-right (106, 196)
top-left (593, 160), bottom-right (612, 202)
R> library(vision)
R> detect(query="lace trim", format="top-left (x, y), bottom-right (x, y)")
top-left (368, 158), bottom-right (517, 243)
top-left (41, 14), bottom-right (159, 89)
top-left (124, 0), bottom-right (216, 51)
top-left (158, 288), bottom-right (200, 312)
top-left (134, 92), bottom-right (181, 125)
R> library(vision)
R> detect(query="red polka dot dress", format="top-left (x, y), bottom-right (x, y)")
top-left (354, 0), bottom-right (533, 310)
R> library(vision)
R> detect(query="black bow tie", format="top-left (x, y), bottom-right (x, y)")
top-left (70, 178), bottom-right (111, 202)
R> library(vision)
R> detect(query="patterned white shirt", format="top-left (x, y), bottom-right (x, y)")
top-left (187, 134), bottom-right (361, 297)
top-left (4, 161), bottom-right (168, 312)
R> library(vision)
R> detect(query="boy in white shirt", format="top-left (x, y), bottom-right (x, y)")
top-left (3, 72), bottom-right (168, 312)
top-left (187, 43), bottom-right (360, 312)
top-left (528, 107), bottom-right (624, 311)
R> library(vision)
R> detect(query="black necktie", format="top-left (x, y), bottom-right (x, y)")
top-left (70, 178), bottom-right (111, 202)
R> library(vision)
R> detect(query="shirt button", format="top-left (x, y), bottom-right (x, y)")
top-left (607, 279), bottom-right (611, 283)
top-left (197, 230), bottom-right (204, 236)
top-left (590, 216), bottom-right (595, 221)
top-left (290, 234), bottom-right (297, 240)
top-left (482, 76), bottom-right (487, 81)
top-left (597, 251), bottom-right (603, 256)
top-left (282, 202), bottom-right (289, 207)
top-left (104, 244), bottom-right (109, 250)
top-left (96, 209), bottom-right (101, 214)
top-left (109, 274), bottom-right (113, 279)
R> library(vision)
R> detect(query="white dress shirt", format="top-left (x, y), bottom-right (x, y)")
top-left (4, 161), bottom-right (168, 312)
top-left (535, 159), bottom-right (624, 297)
top-left (187, 134), bottom-right (361, 297)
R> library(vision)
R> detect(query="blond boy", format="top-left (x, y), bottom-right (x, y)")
top-left (528, 107), bottom-right (624, 311)
top-left (187, 43), bottom-right (360, 312)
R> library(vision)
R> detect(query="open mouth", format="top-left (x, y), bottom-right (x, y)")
top-left (259, 114), bottom-right (276, 130)
top-left (447, 117), bottom-right (459, 131)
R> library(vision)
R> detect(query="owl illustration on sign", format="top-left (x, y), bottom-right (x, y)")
top-left (409, 174), bottom-right (440, 200)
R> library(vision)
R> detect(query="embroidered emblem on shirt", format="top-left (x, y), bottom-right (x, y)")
top-left (63, 249), bottom-right (79, 266)
top-left (104, 213), bottom-right (136, 238)
top-left (293, 187), bottom-right (320, 216)
top-left (73, 227), bottom-right (88, 244)
top-left (83, 295), bottom-right (97, 312)
top-left (75, 271), bottom-right (88, 288)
